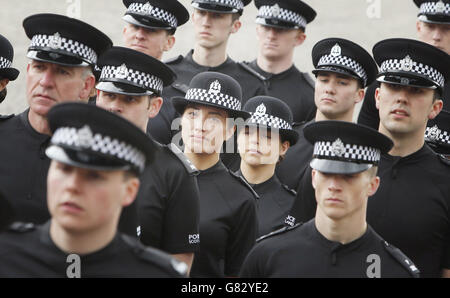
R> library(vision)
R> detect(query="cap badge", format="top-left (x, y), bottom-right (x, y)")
top-left (435, 0), bottom-right (446, 13)
top-left (271, 4), bottom-right (281, 18)
top-left (49, 32), bottom-right (62, 50)
top-left (115, 64), bottom-right (129, 80)
top-left (208, 80), bottom-right (221, 95)
top-left (400, 77), bottom-right (410, 85)
top-left (254, 103), bottom-right (267, 115)
top-left (330, 44), bottom-right (341, 57)
top-left (77, 125), bottom-right (94, 149)
top-left (142, 2), bottom-right (154, 14)
top-left (401, 55), bottom-right (413, 72)
top-left (331, 138), bottom-right (346, 157)
top-left (428, 125), bottom-right (441, 141)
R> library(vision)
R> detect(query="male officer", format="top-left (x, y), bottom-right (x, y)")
top-left (0, 102), bottom-right (187, 278)
top-left (276, 38), bottom-right (377, 193)
top-left (425, 109), bottom-right (450, 157)
top-left (358, 0), bottom-right (450, 129)
top-left (0, 14), bottom-right (112, 226)
top-left (240, 121), bottom-right (419, 278)
top-left (0, 34), bottom-right (19, 104)
top-left (95, 46), bottom-right (200, 273)
top-left (240, 0), bottom-right (317, 123)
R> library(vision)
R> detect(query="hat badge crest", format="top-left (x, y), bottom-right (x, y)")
top-left (435, 0), bottom-right (446, 13)
top-left (143, 2), bottom-right (154, 14)
top-left (330, 44), bottom-right (341, 57)
top-left (254, 103), bottom-right (267, 115)
top-left (331, 138), bottom-right (346, 157)
top-left (428, 125), bottom-right (441, 141)
top-left (209, 80), bottom-right (221, 95)
top-left (271, 4), bottom-right (281, 18)
top-left (76, 125), bottom-right (94, 149)
top-left (115, 64), bottom-right (129, 80)
top-left (401, 55), bottom-right (413, 72)
top-left (49, 32), bottom-right (62, 50)
top-left (401, 77), bottom-right (410, 85)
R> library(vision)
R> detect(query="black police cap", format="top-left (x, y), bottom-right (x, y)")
top-left (191, 0), bottom-right (252, 15)
top-left (254, 0), bottom-right (316, 30)
top-left (23, 14), bottom-right (112, 67)
top-left (373, 38), bottom-right (450, 94)
top-left (414, 0), bottom-right (450, 24)
top-left (96, 46), bottom-right (175, 96)
top-left (46, 102), bottom-right (157, 175)
top-left (0, 34), bottom-right (19, 81)
top-left (425, 109), bottom-right (450, 154)
top-left (312, 38), bottom-right (378, 87)
top-left (243, 96), bottom-right (299, 145)
top-left (304, 121), bottom-right (393, 174)
top-left (123, 0), bottom-right (189, 30)
top-left (172, 71), bottom-right (250, 120)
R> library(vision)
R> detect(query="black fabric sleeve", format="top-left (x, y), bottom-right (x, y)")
top-left (288, 167), bottom-right (317, 224)
top-left (357, 82), bottom-right (380, 130)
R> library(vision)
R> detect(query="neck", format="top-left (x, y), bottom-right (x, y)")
top-left (28, 110), bottom-right (52, 135)
top-left (49, 219), bottom-right (117, 255)
top-left (256, 52), bottom-right (294, 74)
top-left (192, 44), bottom-right (228, 67)
top-left (240, 161), bottom-right (275, 184)
top-left (315, 108), bottom-right (354, 122)
top-left (184, 151), bottom-right (220, 171)
top-left (314, 207), bottom-right (367, 245)
top-left (379, 125), bottom-right (425, 157)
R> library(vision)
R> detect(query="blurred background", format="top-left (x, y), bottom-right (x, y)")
top-left (0, 0), bottom-right (419, 115)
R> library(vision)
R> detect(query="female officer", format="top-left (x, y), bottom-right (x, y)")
top-left (0, 34), bottom-right (19, 104)
top-left (172, 71), bottom-right (259, 278)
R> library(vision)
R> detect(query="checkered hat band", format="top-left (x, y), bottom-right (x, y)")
top-left (185, 88), bottom-right (241, 110)
top-left (30, 34), bottom-right (97, 65)
top-left (257, 5), bottom-right (307, 28)
top-left (194, 0), bottom-right (244, 10)
top-left (0, 56), bottom-right (12, 69)
top-left (380, 58), bottom-right (445, 88)
top-left (127, 3), bottom-right (178, 28)
top-left (52, 127), bottom-right (146, 172)
top-left (420, 2), bottom-right (450, 14)
top-left (313, 141), bottom-right (381, 163)
top-left (100, 65), bottom-right (164, 93)
top-left (318, 54), bottom-right (368, 85)
top-left (248, 113), bottom-right (292, 130)
top-left (425, 126), bottom-right (450, 145)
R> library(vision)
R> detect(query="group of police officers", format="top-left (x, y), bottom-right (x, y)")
top-left (0, 0), bottom-right (449, 278)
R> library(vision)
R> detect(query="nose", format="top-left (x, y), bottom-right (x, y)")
top-left (327, 175), bottom-right (342, 192)
top-left (65, 169), bottom-right (84, 193)
top-left (324, 80), bottom-right (336, 95)
top-left (432, 28), bottom-right (442, 41)
top-left (106, 100), bottom-right (124, 114)
top-left (39, 68), bottom-right (56, 88)
top-left (135, 27), bottom-right (146, 40)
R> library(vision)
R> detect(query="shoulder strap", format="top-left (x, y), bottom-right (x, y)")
top-left (164, 55), bottom-right (183, 65)
top-left (228, 170), bottom-right (260, 199)
top-left (301, 72), bottom-right (315, 89)
top-left (0, 114), bottom-right (14, 121)
top-left (281, 183), bottom-right (297, 196)
top-left (438, 154), bottom-right (450, 166)
top-left (166, 143), bottom-right (199, 176)
top-left (8, 222), bottom-right (36, 233)
top-left (238, 62), bottom-right (267, 82)
top-left (382, 240), bottom-right (421, 278)
top-left (256, 222), bottom-right (303, 243)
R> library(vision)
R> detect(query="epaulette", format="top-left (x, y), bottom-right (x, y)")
top-left (164, 55), bottom-right (183, 65)
top-left (256, 222), bottom-right (303, 243)
top-left (238, 62), bottom-right (267, 82)
top-left (281, 183), bottom-right (297, 196)
top-left (228, 170), bottom-right (260, 200)
top-left (0, 114), bottom-right (14, 121)
top-left (166, 143), bottom-right (199, 176)
top-left (171, 82), bottom-right (189, 94)
top-left (120, 234), bottom-right (188, 277)
top-left (382, 240), bottom-right (420, 278)
top-left (8, 222), bottom-right (36, 233)
top-left (438, 154), bottom-right (450, 166)
top-left (301, 72), bottom-right (315, 89)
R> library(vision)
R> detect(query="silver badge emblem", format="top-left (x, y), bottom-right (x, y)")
top-left (331, 138), bottom-right (346, 157)
top-left (115, 64), bottom-right (129, 80)
top-left (271, 4), bottom-right (281, 18)
top-left (330, 43), bottom-right (341, 57)
top-left (428, 125), bottom-right (441, 141)
top-left (254, 103), bottom-right (267, 115)
top-left (49, 32), bottom-right (62, 50)
top-left (435, 0), bottom-right (446, 13)
top-left (400, 77), bottom-right (410, 85)
top-left (142, 2), bottom-right (153, 14)
top-left (401, 55), bottom-right (414, 72)
top-left (208, 80), bottom-right (221, 95)
top-left (77, 125), bottom-right (94, 149)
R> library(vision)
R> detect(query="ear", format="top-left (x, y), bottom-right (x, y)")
top-left (367, 175), bottom-right (380, 197)
top-left (225, 123), bottom-right (236, 141)
top-left (416, 20), bottom-right (422, 35)
top-left (295, 30), bottom-right (306, 47)
top-left (279, 140), bottom-right (290, 156)
top-left (230, 19), bottom-right (242, 34)
top-left (0, 78), bottom-right (9, 91)
top-left (374, 87), bottom-right (381, 110)
top-left (311, 169), bottom-right (317, 190)
top-left (164, 35), bottom-right (176, 52)
top-left (355, 87), bottom-right (365, 104)
top-left (79, 74), bottom-right (96, 101)
top-left (428, 98), bottom-right (443, 120)
top-left (148, 96), bottom-right (163, 119)
top-left (122, 177), bottom-right (140, 207)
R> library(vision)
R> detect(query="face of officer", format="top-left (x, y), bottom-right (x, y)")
top-left (237, 126), bottom-right (289, 166)
top-left (47, 161), bottom-right (139, 234)
top-left (96, 90), bottom-right (162, 132)
top-left (191, 9), bottom-right (241, 51)
top-left (0, 78), bottom-right (9, 92)
top-left (416, 21), bottom-right (450, 54)
top-left (256, 25), bottom-right (306, 61)
top-left (26, 60), bottom-right (95, 121)
top-left (122, 24), bottom-right (175, 60)
top-left (375, 83), bottom-right (442, 137)
top-left (312, 168), bottom-right (379, 221)
top-left (314, 72), bottom-right (364, 121)
top-left (181, 104), bottom-right (235, 155)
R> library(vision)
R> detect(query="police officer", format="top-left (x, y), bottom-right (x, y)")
top-left (276, 38), bottom-right (378, 193)
top-left (121, 0), bottom-right (191, 145)
top-left (0, 14), bottom-right (112, 226)
top-left (0, 34), bottom-right (19, 104)
top-left (240, 0), bottom-right (317, 123)
top-left (358, 0), bottom-right (450, 129)
top-left (173, 72), bottom-right (259, 277)
top-left (236, 96), bottom-right (297, 237)
top-left (0, 102), bottom-right (187, 277)
top-left (425, 109), bottom-right (450, 157)
top-left (240, 121), bottom-right (419, 278)
top-left (95, 46), bottom-right (200, 273)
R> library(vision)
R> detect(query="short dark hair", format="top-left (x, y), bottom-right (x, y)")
top-left (123, 169), bottom-right (138, 181)
top-left (231, 13), bottom-right (240, 23)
